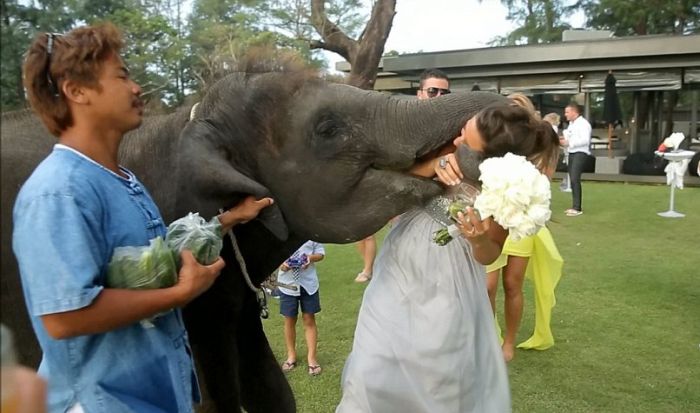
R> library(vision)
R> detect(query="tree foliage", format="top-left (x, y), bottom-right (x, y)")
top-left (578, 0), bottom-right (700, 137)
top-left (0, 0), bottom-right (380, 108)
top-left (493, 0), bottom-right (700, 46)
top-left (9, 0), bottom-right (697, 111)
top-left (490, 0), bottom-right (576, 45)
top-left (262, 0), bottom-right (365, 69)
top-left (580, 0), bottom-right (700, 36)
top-left (186, 0), bottom-right (272, 91)
top-left (1, 0), bottom-right (77, 110)
top-left (0, 0), bottom-right (189, 111)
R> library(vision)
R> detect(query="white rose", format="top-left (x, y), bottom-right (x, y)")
top-left (475, 153), bottom-right (552, 241)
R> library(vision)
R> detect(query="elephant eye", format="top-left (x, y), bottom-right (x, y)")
top-left (314, 114), bottom-right (343, 139)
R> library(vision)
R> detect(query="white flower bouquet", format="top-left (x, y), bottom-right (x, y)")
top-left (431, 153), bottom-right (551, 245)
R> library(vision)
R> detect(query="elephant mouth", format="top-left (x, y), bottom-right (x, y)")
top-left (363, 164), bottom-right (443, 201)
top-left (358, 136), bottom-right (462, 209)
top-left (414, 142), bottom-right (455, 166)
top-left (371, 139), bottom-right (456, 181)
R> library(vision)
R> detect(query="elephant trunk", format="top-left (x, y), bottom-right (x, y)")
top-left (372, 91), bottom-right (508, 168)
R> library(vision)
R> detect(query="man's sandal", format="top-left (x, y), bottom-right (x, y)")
top-left (281, 360), bottom-right (296, 372)
top-left (308, 365), bottom-right (322, 376)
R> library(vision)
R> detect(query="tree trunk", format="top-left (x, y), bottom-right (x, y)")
top-left (310, 0), bottom-right (396, 90)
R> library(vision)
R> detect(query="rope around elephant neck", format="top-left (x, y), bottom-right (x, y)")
top-left (221, 210), bottom-right (269, 319)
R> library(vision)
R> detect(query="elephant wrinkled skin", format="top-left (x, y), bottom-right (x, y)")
top-left (1, 65), bottom-right (505, 412)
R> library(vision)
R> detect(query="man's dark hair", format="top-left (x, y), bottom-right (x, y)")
top-left (566, 102), bottom-right (582, 114)
top-left (419, 68), bottom-right (449, 87)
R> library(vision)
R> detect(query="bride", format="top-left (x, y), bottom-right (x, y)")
top-left (337, 101), bottom-right (560, 413)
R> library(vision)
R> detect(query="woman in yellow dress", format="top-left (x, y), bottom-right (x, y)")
top-left (486, 229), bottom-right (563, 362)
top-left (485, 102), bottom-right (564, 362)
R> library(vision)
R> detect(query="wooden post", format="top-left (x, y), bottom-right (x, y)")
top-left (631, 91), bottom-right (639, 154)
top-left (691, 90), bottom-right (698, 141)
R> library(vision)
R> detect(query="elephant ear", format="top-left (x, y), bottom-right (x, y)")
top-left (175, 119), bottom-right (289, 241)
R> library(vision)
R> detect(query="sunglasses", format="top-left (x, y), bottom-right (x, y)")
top-left (420, 87), bottom-right (451, 98)
top-left (45, 32), bottom-right (63, 97)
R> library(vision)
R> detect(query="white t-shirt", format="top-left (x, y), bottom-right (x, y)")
top-left (564, 116), bottom-right (592, 155)
top-left (277, 241), bottom-right (325, 296)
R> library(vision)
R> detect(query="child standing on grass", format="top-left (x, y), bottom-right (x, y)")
top-left (278, 241), bottom-right (325, 376)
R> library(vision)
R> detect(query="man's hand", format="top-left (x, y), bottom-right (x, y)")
top-left (218, 196), bottom-right (274, 232)
top-left (173, 250), bottom-right (224, 306)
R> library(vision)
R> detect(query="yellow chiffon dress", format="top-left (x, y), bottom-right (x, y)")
top-left (486, 227), bottom-right (563, 350)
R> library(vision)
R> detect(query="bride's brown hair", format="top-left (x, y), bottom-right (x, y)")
top-left (476, 104), bottom-right (560, 174)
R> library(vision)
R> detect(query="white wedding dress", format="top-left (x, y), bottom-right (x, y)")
top-left (337, 208), bottom-right (511, 413)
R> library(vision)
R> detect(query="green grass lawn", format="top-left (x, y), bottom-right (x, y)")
top-left (262, 181), bottom-right (700, 413)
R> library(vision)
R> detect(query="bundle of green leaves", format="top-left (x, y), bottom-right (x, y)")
top-left (166, 213), bottom-right (223, 267)
top-left (106, 237), bottom-right (177, 289)
top-left (105, 213), bottom-right (224, 291)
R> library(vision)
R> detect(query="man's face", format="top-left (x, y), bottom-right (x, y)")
top-left (564, 106), bottom-right (578, 122)
top-left (417, 77), bottom-right (450, 100)
top-left (86, 53), bottom-right (144, 133)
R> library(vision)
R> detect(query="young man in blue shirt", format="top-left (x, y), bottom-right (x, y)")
top-left (14, 23), bottom-right (272, 412)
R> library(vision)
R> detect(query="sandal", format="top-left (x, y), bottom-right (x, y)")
top-left (354, 272), bottom-right (371, 283)
top-left (281, 360), bottom-right (296, 372)
top-left (308, 365), bottom-right (322, 376)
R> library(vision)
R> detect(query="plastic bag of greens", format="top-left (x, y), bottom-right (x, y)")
top-left (106, 237), bottom-right (177, 290)
top-left (166, 213), bottom-right (223, 266)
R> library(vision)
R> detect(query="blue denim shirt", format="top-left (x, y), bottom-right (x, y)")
top-left (13, 145), bottom-right (200, 413)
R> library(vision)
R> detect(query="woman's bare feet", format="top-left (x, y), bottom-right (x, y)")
top-left (502, 343), bottom-right (515, 362)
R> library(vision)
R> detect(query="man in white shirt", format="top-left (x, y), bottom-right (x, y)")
top-left (561, 103), bottom-right (592, 216)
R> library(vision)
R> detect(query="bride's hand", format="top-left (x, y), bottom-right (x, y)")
top-left (456, 208), bottom-right (507, 265)
top-left (434, 153), bottom-right (464, 186)
top-left (455, 208), bottom-right (490, 243)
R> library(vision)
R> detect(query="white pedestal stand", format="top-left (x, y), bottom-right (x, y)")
top-left (655, 150), bottom-right (695, 218)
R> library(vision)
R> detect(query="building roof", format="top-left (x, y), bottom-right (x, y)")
top-left (336, 34), bottom-right (700, 94)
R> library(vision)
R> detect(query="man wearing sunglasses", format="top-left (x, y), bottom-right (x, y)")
top-left (417, 68), bottom-right (451, 99)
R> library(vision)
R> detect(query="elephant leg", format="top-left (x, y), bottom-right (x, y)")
top-left (190, 329), bottom-right (242, 413)
top-left (185, 274), bottom-right (246, 413)
top-left (238, 295), bottom-right (296, 413)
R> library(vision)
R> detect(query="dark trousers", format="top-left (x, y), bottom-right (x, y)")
top-left (568, 152), bottom-right (587, 211)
